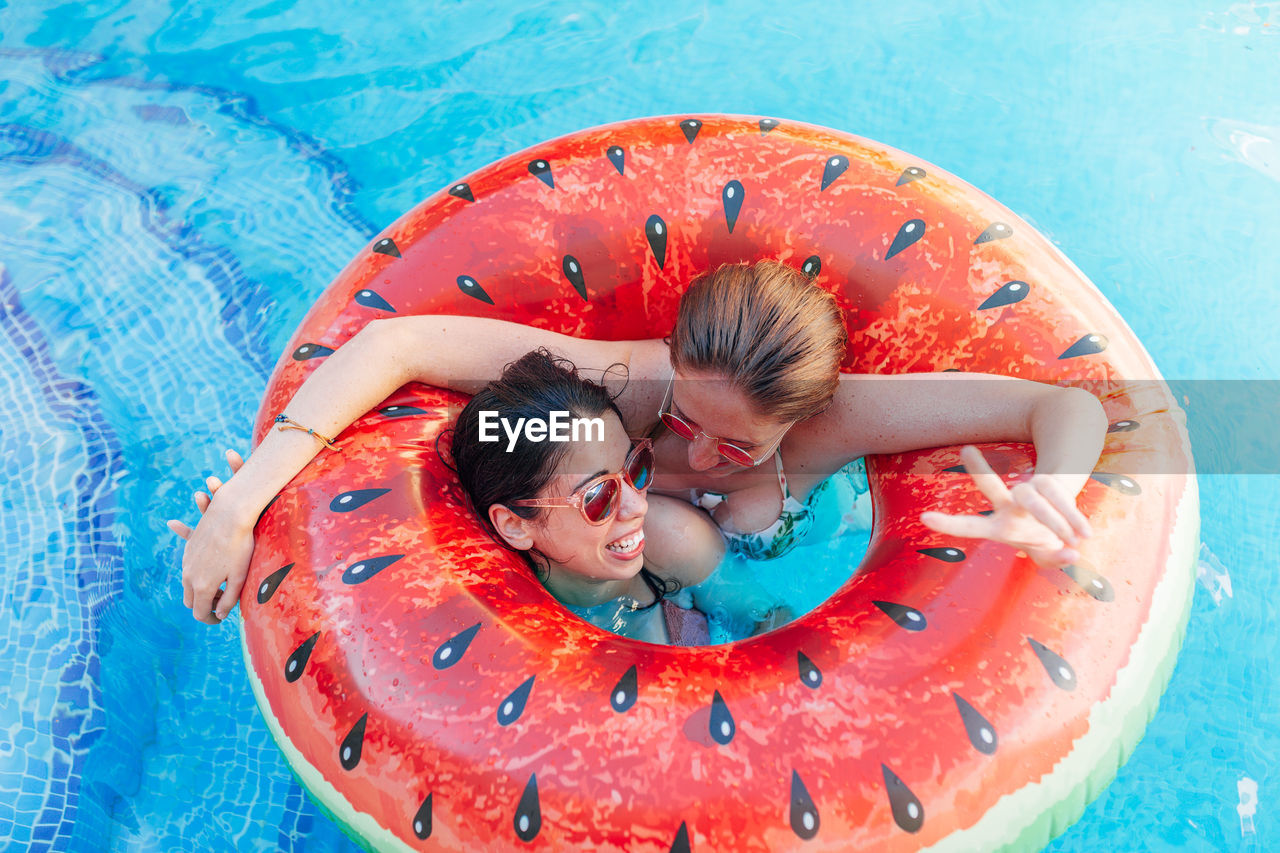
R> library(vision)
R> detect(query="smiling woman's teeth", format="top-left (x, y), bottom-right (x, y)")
top-left (606, 532), bottom-right (644, 553)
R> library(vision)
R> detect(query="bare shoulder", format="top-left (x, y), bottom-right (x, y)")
top-left (642, 494), bottom-right (724, 587)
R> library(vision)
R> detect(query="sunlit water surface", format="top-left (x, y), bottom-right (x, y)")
top-left (1, 1), bottom-right (1276, 850)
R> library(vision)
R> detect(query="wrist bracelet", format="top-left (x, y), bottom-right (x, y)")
top-left (274, 413), bottom-right (340, 451)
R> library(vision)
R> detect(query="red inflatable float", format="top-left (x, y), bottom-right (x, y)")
top-left (239, 115), bottom-right (1197, 851)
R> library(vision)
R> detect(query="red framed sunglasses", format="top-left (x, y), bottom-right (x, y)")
top-left (657, 373), bottom-right (791, 467)
top-left (511, 439), bottom-right (654, 525)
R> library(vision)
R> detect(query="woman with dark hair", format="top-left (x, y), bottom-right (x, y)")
top-left (446, 349), bottom-right (725, 645)
top-left (172, 349), bottom-right (728, 645)
top-left (174, 260), bottom-right (1106, 625)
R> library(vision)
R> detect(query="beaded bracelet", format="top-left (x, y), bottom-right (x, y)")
top-left (274, 413), bottom-right (340, 451)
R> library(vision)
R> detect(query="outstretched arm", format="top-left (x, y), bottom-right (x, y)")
top-left (825, 373), bottom-right (1107, 567)
top-left (172, 315), bottom-right (642, 625)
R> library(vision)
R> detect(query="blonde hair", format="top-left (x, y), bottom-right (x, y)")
top-left (669, 260), bottom-right (847, 422)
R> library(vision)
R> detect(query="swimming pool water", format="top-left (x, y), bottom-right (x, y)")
top-left (1, 2), bottom-right (1276, 850)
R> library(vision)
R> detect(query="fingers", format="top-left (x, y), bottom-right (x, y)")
top-left (182, 568), bottom-right (225, 625)
top-left (959, 446), bottom-right (1013, 510)
top-left (190, 585), bottom-right (224, 625)
top-left (1026, 543), bottom-right (1081, 570)
top-left (920, 510), bottom-right (993, 539)
top-left (167, 519), bottom-right (193, 540)
top-left (215, 574), bottom-right (246, 622)
top-left (1031, 475), bottom-right (1093, 541)
top-left (194, 467), bottom-right (234, 515)
top-left (1010, 483), bottom-right (1079, 546)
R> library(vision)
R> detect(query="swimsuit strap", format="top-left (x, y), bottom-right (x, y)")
top-left (773, 450), bottom-right (793, 500)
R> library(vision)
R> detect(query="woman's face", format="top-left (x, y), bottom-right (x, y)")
top-left (669, 369), bottom-right (793, 476)
top-left (525, 412), bottom-right (649, 585)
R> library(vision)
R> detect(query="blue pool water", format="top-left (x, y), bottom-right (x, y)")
top-left (1, 1), bottom-right (1276, 850)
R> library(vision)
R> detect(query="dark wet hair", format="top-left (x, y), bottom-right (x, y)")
top-left (449, 348), bottom-right (618, 547)
top-left (447, 349), bottom-right (678, 607)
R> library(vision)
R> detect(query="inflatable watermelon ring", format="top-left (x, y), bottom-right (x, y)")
top-left (239, 115), bottom-right (1197, 851)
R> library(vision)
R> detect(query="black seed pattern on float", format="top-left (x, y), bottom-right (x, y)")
top-left (563, 255), bottom-right (588, 301)
top-left (607, 145), bottom-right (625, 175)
top-left (723, 180), bottom-right (744, 233)
top-left (680, 118), bottom-right (702, 144)
top-left (918, 547), bottom-right (966, 563)
top-left (645, 215), bottom-right (667, 270)
top-left (953, 693), bottom-right (998, 755)
top-left (797, 651), bottom-right (822, 689)
top-left (412, 794), bottom-right (432, 840)
top-left (1059, 334), bottom-right (1108, 359)
top-left (1090, 472), bottom-right (1141, 495)
top-left (1028, 637), bottom-right (1077, 691)
top-left (943, 464), bottom-right (967, 473)
top-left (611, 665), bottom-right (638, 712)
top-left (790, 770), bottom-right (821, 840)
top-left (448, 182), bottom-right (474, 202)
top-left (1108, 419), bottom-right (1140, 433)
top-left (353, 289), bottom-right (396, 312)
top-left (257, 562), bottom-right (295, 604)
top-left (882, 764), bottom-right (924, 833)
top-left (527, 158), bottom-right (554, 188)
top-left (329, 488), bottom-right (391, 513)
top-left (669, 822), bottom-right (691, 853)
top-left (433, 623), bottom-right (482, 670)
top-left (284, 632), bottom-right (319, 683)
top-left (820, 154), bottom-right (848, 191)
top-left (801, 255), bottom-right (821, 278)
top-left (514, 774), bottom-right (541, 841)
top-left (709, 690), bottom-right (735, 745)
top-left (292, 343), bottom-right (334, 361)
top-left (873, 600), bottom-right (927, 632)
top-left (339, 713), bottom-right (368, 771)
top-left (256, 494), bottom-right (280, 524)
top-left (978, 280), bottom-right (1030, 310)
top-left (372, 237), bottom-right (401, 258)
top-left (885, 219), bottom-right (926, 260)
top-left (341, 554), bottom-right (404, 585)
top-left (497, 676), bottom-right (535, 726)
top-left (1062, 563), bottom-right (1116, 602)
top-left (896, 166), bottom-right (927, 186)
top-left (456, 274), bottom-right (494, 305)
top-left (974, 222), bottom-right (1013, 244)
top-left (759, 118), bottom-right (779, 134)
top-left (380, 404), bottom-right (427, 418)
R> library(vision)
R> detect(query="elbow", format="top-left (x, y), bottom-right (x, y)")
top-left (1056, 386), bottom-right (1107, 434)
top-left (350, 317), bottom-right (413, 384)
top-left (355, 316), bottom-right (410, 357)
top-left (359, 316), bottom-right (397, 344)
